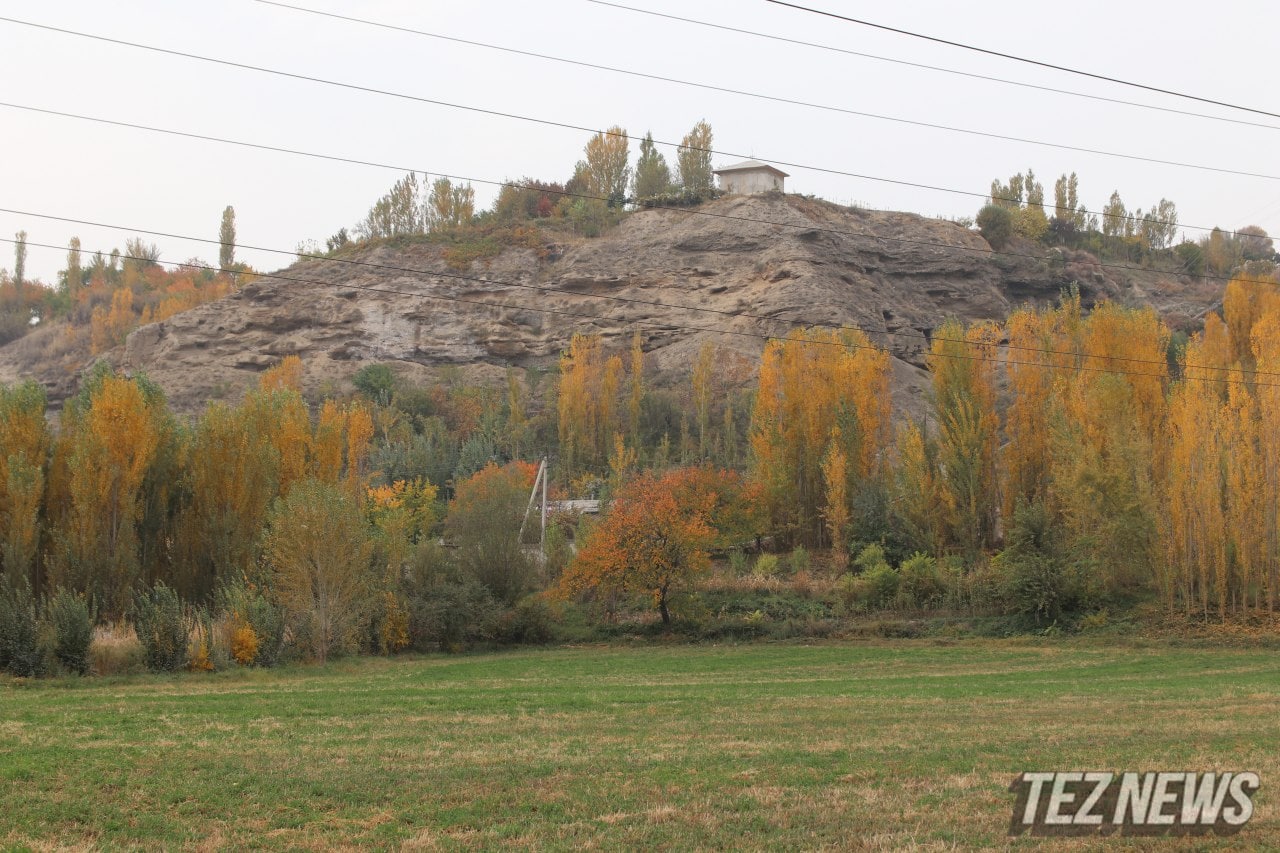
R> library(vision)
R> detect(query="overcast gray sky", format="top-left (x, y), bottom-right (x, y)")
top-left (3, 0), bottom-right (1278, 284)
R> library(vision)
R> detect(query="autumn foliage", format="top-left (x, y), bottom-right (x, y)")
top-left (560, 467), bottom-right (759, 623)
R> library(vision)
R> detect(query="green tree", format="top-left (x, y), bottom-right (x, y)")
top-left (13, 230), bottom-right (26, 296)
top-left (445, 462), bottom-right (535, 605)
top-left (989, 174), bottom-right (1024, 210)
top-left (632, 131), bottom-right (671, 200)
top-left (265, 478), bottom-right (375, 663)
top-left (976, 204), bottom-right (1013, 249)
top-left (1101, 190), bottom-right (1130, 238)
top-left (218, 205), bottom-right (236, 269)
top-left (583, 126), bottom-right (630, 207)
top-left (677, 120), bottom-right (714, 196)
top-left (427, 177), bottom-right (476, 231)
top-left (1137, 198), bottom-right (1178, 250)
top-left (63, 236), bottom-right (82, 293)
top-left (1052, 173), bottom-right (1087, 229)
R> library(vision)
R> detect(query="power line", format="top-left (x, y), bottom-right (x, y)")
top-left (0, 30), bottom-right (1233, 243)
top-left (23, 9), bottom-right (1251, 241)
top-left (6, 99), bottom-right (1276, 291)
top-left (764, 0), bottom-right (1280, 122)
top-left (3, 226), bottom-right (1273, 388)
top-left (3, 13), bottom-right (1279, 193)
top-left (588, 0), bottom-right (1280, 134)
top-left (13, 204), bottom-right (1267, 377)
top-left (233, 3), bottom-right (1279, 186)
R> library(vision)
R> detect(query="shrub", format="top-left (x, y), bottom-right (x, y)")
top-left (266, 478), bottom-right (375, 663)
top-left (493, 596), bottom-right (555, 645)
top-left (976, 204), bottom-right (1014, 249)
top-left (543, 520), bottom-right (573, 581)
top-left (402, 540), bottom-right (501, 651)
top-left (897, 553), bottom-right (945, 609)
top-left (833, 573), bottom-right (862, 615)
top-left (187, 608), bottom-right (215, 672)
top-left (217, 578), bottom-right (286, 667)
top-left (352, 364), bottom-right (396, 404)
top-left (230, 618), bottom-right (260, 666)
top-left (752, 553), bottom-right (780, 578)
top-left (446, 462), bottom-right (536, 605)
top-left (862, 563), bottom-right (900, 609)
top-left (788, 546), bottom-right (810, 575)
top-left (132, 581), bottom-right (189, 673)
top-left (728, 549), bottom-right (748, 577)
top-left (853, 543), bottom-right (889, 575)
top-left (994, 500), bottom-right (1077, 625)
top-left (996, 551), bottom-right (1071, 626)
top-left (0, 578), bottom-right (44, 677)
top-left (45, 588), bottom-right (94, 675)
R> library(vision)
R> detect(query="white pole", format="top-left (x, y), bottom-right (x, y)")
top-left (540, 456), bottom-right (548, 556)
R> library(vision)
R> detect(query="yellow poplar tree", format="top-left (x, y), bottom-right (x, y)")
top-left (750, 327), bottom-right (890, 546)
top-left (0, 381), bottom-right (49, 587)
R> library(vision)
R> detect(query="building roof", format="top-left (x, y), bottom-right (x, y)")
top-left (712, 159), bottom-right (790, 178)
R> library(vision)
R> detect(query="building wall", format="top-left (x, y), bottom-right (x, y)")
top-left (719, 170), bottom-right (784, 195)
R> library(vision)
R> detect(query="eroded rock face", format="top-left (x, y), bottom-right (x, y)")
top-left (0, 194), bottom-right (1210, 418)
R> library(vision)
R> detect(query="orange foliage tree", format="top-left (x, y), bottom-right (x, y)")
top-left (47, 368), bottom-right (165, 616)
top-left (0, 381), bottom-right (50, 587)
top-left (560, 467), bottom-right (759, 623)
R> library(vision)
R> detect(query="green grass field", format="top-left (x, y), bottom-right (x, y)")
top-left (2, 640), bottom-right (1277, 850)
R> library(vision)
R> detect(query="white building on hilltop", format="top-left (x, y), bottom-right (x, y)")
top-left (713, 159), bottom-right (789, 195)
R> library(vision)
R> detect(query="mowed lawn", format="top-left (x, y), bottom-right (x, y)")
top-left (1, 641), bottom-right (1277, 850)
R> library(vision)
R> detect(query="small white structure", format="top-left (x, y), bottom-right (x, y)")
top-left (714, 159), bottom-right (788, 195)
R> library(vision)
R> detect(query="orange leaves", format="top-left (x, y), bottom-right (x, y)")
top-left (560, 467), bottom-right (754, 623)
top-left (450, 460), bottom-right (536, 523)
top-left (80, 375), bottom-right (161, 508)
top-left (51, 371), bottom-right (164, 615)
top-left (0, 382), bottom-right (49, 585)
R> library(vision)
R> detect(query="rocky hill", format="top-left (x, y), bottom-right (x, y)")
top-left (0, 194), bottom-right (1217, 418)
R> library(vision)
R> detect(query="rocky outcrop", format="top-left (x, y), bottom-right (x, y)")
top-left (0, 194), bottom-right (1211, 418)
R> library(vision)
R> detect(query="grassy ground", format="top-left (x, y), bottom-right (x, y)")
top-left (1, 640), bottom-right (1277, 850)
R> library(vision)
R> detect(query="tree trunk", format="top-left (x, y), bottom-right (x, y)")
top-left (658, 585), bottom-right (671, 625)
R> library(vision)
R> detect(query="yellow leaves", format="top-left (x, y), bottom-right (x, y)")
top-left (51, 371), bottom-right (164, 615)
top-left (80, 375), bottom-right (161, 508)
top-left (558, 333), bottom-right (632, 477)
top-left (820, 436), bottom-right (849, 561)
top-left (367, 478), bottom-right (438, 539)
top-left (259, 355), bottom-right (303, 394)
top-left (929, 319), bottom-right (1000, 555)
top-left (89, 287), bottom-right (135, 354)
top-left (230, 617), bottom-right (259, 666)
top-left (628, 332), bottom-right (644, 447)
top-left (311, 399), bottom-right (373, 491)
top-left (749, 327), bottom-right (891, 545)
top-left (346, 403), bottom-right (374, 491)
top-left (582, 125), bottom-right (630, 199)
